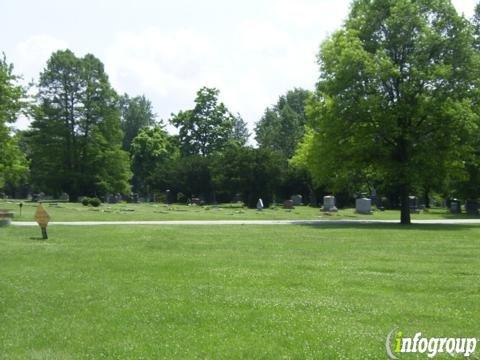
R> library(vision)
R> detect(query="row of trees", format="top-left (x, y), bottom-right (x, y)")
top-left (2, 0), bottom-right (480, 223)
top-left (0, 49), bottom-right (311, 208)
top-left (129, 87), bottom-right (310, 208)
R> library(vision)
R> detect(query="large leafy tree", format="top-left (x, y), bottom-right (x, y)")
top-left (255, 88), bottom-right (311, 159)
top-left (0, 55), bottom-right (28, 191)
top-left (170, 87), bottom-right (240, 156)
top-left (212, 145), bottom-right (283, 208)
top-left (473, 2), bottom-right (480, 49)
top-left (298, 0), bottom-right (479, 224)
top-left (27, 50), bottom-right (131, 200)
top-left (452, 3), bottom-right (480, 204)
top-left (256, 88), bottom-right (316, 203)
top-left (171, 155), bottom-right (214, 200)
top-left (130, 126), bottom-right (178, 196)
top-left (119, 94), bottom-right (156, 151)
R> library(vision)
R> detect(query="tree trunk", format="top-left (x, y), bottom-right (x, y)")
top-left (308, 185), bottom-right (317, 207)
top-left (424, 186), bottom-right (430, 208)
top-left (400, 184), bottom-right (411, 225)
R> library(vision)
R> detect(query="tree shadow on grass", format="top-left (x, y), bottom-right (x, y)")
top-left (296, 222), bottom-right (480, 232)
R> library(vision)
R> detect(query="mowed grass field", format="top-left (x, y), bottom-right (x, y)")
top-left (1, 224), bottom-right (479, 358)
top-left (1, 200), bottom-right (480, 222)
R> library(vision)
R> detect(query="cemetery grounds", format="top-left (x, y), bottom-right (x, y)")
top-left (1, 201), bottom-right (479, 358)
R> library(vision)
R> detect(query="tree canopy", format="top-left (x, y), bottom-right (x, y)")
top-left (26, 49), bottom-right (131, 199)
top-left (170, 87), bottom-right (246, 156)
top-left (255, 88), bottom-right (311, 159)
top-left (296, 0), bottom-right (480, 223)
top-left (120, 94), bottom-right (156, 151)
top-left (130, 126), bottom-right (178, 196)
top-left (0, 54), bottom-right (28, 191)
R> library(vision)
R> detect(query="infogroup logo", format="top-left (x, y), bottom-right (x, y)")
top-left (386, 328), bottom-right (478, 359)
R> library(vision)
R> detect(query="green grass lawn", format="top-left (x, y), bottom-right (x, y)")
top-left (1, 224), bottom-right (479, 358)
top-left (1, 200), bottom-right (479, 222)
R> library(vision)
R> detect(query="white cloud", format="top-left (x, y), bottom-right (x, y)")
top-left (8, 0), bottom-right (477, 134)
top-left (452, 0), bottom-right (477, 17)
top-left (10, 35), bottom-right (68, 130)
top-left (13, 34), bottom-right (68, 85)
top-left (104, 27), bottom-right (221, 125)
top-left (103, 17), bottom-right (323, 133)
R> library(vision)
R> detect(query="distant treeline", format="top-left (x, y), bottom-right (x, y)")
top-left (2, 0), bottom-right (480, 224)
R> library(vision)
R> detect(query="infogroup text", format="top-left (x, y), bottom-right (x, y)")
top-left (386, 330), bottom-right (477, 358)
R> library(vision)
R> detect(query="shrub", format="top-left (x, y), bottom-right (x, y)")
top-left (81, 198), bottom-right (90, 206)
top-left (89, 197), bottom-right (101, 207)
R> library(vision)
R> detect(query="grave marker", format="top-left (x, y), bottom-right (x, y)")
top-left (322, 195), bottom-right (338, 212)
top-left (256, 198), bottom-right (264, 211)
top-left (283, 200), bottom-right (294, 209)
top-left (355, 198), bottom-right (372, 214)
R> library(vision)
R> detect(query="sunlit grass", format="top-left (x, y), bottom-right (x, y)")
top-left (1, 224), bottom-right (479, 358)
top-left (1, 200), bottom-right (478, 222)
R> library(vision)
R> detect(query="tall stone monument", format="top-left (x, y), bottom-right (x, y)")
top-left (256, 198), bottom-right (264, 211)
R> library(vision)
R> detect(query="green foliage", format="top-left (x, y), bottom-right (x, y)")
top-left (0, 55), bottom-right (28, 190)
top-left (171, 155), bottom-right (214, 199)
top-left (255, 88), bottom-right (316, 203)
top-left (255, 88), bottom-right (311, 159)
top-left (176, 192), bottom-right (187, 203)
top-left (212, 145), bottom-right (283, 208)
top-left (89, 197), bottom-right (101, 207)
top-left (26, 50), bottom-right (131, 199)
top-left (299, 0), bottom-right (480, 223)
top-left (170, 87), bottom-right (243, 156)
top-left (130, 126), bottom-right (178, 195)
top-left (119, 94), bottom-right (157, 151)
top-left (232, 113), bottom-right (250, 146)
top-left (81, 197), bottom-right (101, 207)
top-left (473, 2), bottom-right (480, 49)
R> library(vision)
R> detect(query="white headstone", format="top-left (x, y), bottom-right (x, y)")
top-left (355, 198), bottom-right (372, 214)
top-left (256, 198), bottom-right (264, 211)
top-left (291, 194), bottom-right (303, 206)
top-left (322, 195), bottom-right (338, 212)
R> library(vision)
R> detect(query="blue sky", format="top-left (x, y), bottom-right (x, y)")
top-left (1, 0), bottom-right (477, 132)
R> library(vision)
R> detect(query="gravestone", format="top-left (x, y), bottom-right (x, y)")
top-left (291, 194), bottom-right (303, 206)
top-left (355, 198), bottom-right (372, 214)
top-left (0, 210), bottom-right (14, 227)
top-left (409, 196), bottom-right (420, 213)
top-left (256, 198), bottom-right (264, 211)
top-left (283, 200), bottom-right (294, 209)
top-left (322, 195), bottom-right (338, 212)
top-left (449, 199), bottom-right (461, 214)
